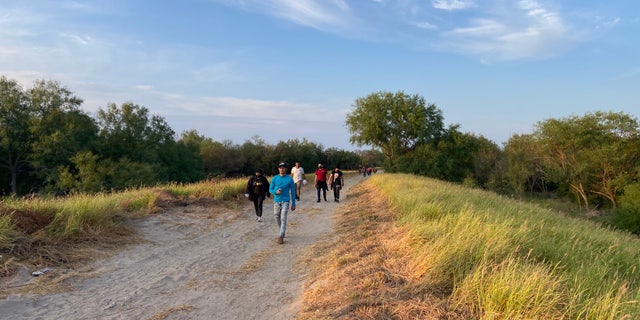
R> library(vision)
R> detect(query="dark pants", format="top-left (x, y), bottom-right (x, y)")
top-left (253, 197), bottom-right (265, 217)
top-left (316, 181), bottom-right (327, 201)
top-left (333, 184), bottom-right (341, 200)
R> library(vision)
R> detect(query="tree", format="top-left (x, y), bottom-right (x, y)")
top-left (95, 102), bottom-right (177, 187)
top-left (27, 80), bottom-right (97, 191)
top-left (97, 102), bottom-right (175, 163)
top-left (0, 76), bottom-right (31, 194)
top-left (504, 134), bottom-right (547, 194)
top-left (535, 111), bottom-right (640, 209)
top-left (346, 91), bottom-right (444, 169)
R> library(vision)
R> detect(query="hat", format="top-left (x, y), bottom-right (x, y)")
top-left (278, 162), bottom-right (287, 168)
top-left (255, 168), bottom-right (263, 174)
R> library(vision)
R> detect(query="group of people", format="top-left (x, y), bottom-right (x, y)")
top-left (244, 162), bottom-right (344, 244)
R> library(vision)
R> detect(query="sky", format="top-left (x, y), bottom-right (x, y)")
top-left (1, 0), bottom-right (638, 150)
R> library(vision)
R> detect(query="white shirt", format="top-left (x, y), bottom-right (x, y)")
top-left (291, 166), bottom-right (305, 182)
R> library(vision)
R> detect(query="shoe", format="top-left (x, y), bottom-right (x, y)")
top-left (337, 199), bottom-right (339, 203)
top-left (296, 196), bottom-right (300, 200)
top-left (257, 217), bottom-right (262, 222)
top-left (277, 237), bottom-right (284, 244)
top-left (317, 199), bottom-right (320, 202)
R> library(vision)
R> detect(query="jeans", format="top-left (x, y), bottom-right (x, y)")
top-left (316, 181), bottom-right (327, 201)
top-left (273, 202), bottom-right (289, 238)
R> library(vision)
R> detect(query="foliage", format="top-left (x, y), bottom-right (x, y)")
top-left (346, 90), bottom-right (444, 168)
top-left (504, 134), bottom-right (547, 194)
top-left (0, 76), bottom-right (32, 194)
top-left (2, 75), bottom-right (366, 195)
top-left (607, 181), bottom-right (640, 234)
top-left (534, 111), bottom-right (640, 209)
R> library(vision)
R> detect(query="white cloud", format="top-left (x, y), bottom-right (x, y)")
top-left (432, 0), bottom-right (476, 11)
top-left (411, 21), bottom-right (438, 30)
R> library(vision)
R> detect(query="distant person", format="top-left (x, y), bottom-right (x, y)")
top-left (244, 168), bottom-right (270, 222)
top-left (362, 166), bottom-right (367, 177)
top-left (269, 162), bottom-right (297, 244)
top-left (314, 163), bottom-right (329, 202)
top-left (329, 165), bottom-right (344, 203)
top-left (290, 162), bottom-right (305, 200)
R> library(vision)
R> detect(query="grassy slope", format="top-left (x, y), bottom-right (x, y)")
top-left (300, 174), bottom-right (640, 319)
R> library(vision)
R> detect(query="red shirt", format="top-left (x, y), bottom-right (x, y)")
top-left (315, 168), bottom-right (328, 182)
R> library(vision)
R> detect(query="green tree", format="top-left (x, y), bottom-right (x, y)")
top-left (97, 102), bottom-right (175, 163)
top-left (27, 79), bottom-right (97, 191)
top-left (535, 111), bottom-right (640, 209)
top-left (0, 77), bottom-right (31, 194)
top-left (504, 134), bottom-right (547, 195)
top-left (96, 102), bottom-right (176, 186)
top-left (346, 91), bottom-right (444, 169)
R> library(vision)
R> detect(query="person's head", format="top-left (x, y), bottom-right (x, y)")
top-left (278, 162), bottom-right (288, 174)
top-left (295, 162), bottom-right (301, 167)
top-left (255, 168), bottom-right (263, 176)
top-left (317, 163), bottom-right (323, 169)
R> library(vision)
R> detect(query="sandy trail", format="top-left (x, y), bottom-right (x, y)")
top-left (1, 174), bottom-right (364, 320)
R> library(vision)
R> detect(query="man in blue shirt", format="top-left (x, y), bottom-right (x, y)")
top-left (269, 162), bottom-right (297, 244)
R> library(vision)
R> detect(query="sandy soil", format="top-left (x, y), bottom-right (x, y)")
top-left (1, 174), bottom-right (364, 320)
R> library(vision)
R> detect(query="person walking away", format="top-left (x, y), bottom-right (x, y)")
top-left (329, 165), bottom-right (344, 203)
top-left (245, 168), bottom-right (270, 222)
top-left (314, 163), bottom-right (328, 202)
top-left (269, 162), bottom-right (297, 244)
top-left (290, 162), bottom-right (305, 200)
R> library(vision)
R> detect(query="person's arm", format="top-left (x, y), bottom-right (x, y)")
top-left (269, 176), bottom-right (277, 194)
top-left (245, 178), bottom-right (251, 194)
top-left (290, 178), bottom-right (297, 208)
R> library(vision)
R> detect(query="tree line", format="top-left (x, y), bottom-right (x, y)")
top-left (0, 76), bottom-right (379, 196)
top-left (346, 91), bottom-right (640, 231)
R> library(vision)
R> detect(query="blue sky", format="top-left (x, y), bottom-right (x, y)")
top-left (1, 0), bottom-right (638, 150)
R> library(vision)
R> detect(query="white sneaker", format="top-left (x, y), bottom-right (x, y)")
top-left (257, 217), bottom-right (262, 222)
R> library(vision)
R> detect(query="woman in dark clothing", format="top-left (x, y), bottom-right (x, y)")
top-left (245, 169), bottom-right (270, 221)
top-left (329, 166), bottom-right (344, 203)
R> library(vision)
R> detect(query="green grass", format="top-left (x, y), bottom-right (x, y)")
top-left (369, 173), bottom-right (640, 319)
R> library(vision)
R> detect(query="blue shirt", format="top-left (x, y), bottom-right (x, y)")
top-left (269, 174), bottom-right (296, 206)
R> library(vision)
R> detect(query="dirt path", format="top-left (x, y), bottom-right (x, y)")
top-left (1, 174), bottom-right (365, 320)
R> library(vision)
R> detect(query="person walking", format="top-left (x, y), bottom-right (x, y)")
top-left (329, 165), bottom-right (344, 203)
top-left (244, 168), bottom-right (270, 222)
top-left (314, 163), bottom-right (328, 202)
top-left (269, 162), bottom-right (297, 244)
top-left (290, 162), bottom-right (305, 200)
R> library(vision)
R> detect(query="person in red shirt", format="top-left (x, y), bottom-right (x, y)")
top-left (314, 163), bottom-right (329, 202)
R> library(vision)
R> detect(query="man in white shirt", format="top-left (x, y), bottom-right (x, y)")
top-left (290, 162), bottom-right (305, 200)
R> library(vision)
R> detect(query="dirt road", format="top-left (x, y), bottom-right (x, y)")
top-left (1, 174), bottom-right (364, 320)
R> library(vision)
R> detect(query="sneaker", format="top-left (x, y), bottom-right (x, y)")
top-left (277, 237), bottom-right (284, 244)
top-left (317, 199), bottom-right (320, 202)
top-left (257, 217), bottom-right (262, 222)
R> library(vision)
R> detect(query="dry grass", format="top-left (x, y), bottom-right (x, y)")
top-left (298, 183), bottom-right (469, 319)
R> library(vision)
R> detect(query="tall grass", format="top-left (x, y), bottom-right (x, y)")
top-left (0, 177), bottom-right (248, 242)
top-left (370, 173), bottom-right (640, 319)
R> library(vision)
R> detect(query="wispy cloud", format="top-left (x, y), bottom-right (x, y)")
top-left (432, 0), bottom-right (476, 11)
top-left (435, 0), bottom-right (581, 61)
